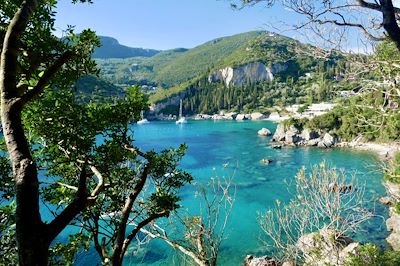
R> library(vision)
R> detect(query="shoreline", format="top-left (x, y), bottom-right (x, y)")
top-left (337, 141), bottom-right (400, 161)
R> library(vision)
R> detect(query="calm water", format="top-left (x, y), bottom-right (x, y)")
top-left (74, 120), bottom-right (388, 265)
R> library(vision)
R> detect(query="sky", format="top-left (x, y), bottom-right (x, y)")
top-left (55, 0), bottom-right (302, 50)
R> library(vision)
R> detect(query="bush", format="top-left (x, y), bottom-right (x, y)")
top-left (345, 244), bottom-right (400, 266)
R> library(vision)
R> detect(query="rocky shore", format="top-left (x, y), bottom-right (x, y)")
top-left (244, 121), bottom-right (400, 265)
top-left (270, 122), bottom-right (400, 160)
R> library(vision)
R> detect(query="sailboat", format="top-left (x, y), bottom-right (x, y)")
top-left (137, 110), bottom-right (149, 125)
top-left (175, 99), bottom-right (187, 124)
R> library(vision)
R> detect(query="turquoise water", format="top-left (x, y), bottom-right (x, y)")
top-left (75, 120), bottom-right (388, 265)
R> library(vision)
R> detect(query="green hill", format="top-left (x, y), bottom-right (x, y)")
top-left (93, 31), bottom-right (345, 114)
top-left (96, 31), bottom-right (266, 87)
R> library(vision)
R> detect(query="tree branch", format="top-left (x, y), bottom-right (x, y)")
top-left (380, 0), bottom-right (400, 49)
top-left (120, 212), bottom-right (168, 260)
top-left (46, 165), bottom-right (89, 241)
top-left (1, 0), bottom-right (39, 98)
top-left (21, 50), bottom-right (74, 105)
top-left (112, 162), bottom-right (152, 265)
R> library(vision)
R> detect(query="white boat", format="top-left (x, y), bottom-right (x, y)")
top-left (176, 99), bottom-right (187, 124)
top-left (137, 111), bottom-right (150, 125)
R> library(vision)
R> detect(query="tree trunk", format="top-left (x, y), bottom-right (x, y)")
top-left (1, 98), bottom-right (50, 265)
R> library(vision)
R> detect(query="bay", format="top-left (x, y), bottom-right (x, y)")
top-left (76, 120), bottom-right (388, 265)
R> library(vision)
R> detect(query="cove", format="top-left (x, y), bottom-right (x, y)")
top-left (75, 120), bottom-right (388, 265)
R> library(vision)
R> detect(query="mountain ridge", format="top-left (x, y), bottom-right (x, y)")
top-left (92, 36), bottom-right (161, 58)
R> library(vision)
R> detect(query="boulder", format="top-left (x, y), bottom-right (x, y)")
top-left (236, 114), bottom-right (248, 121)
top-left (258, 128), bottom-right (272, 136)
top-left (300, 128), bottom-right (319, 141)
top-left (284, 125), bottom-right (301, 145)
top-left (268, 112), bottom-right (281, 120)
top-left (225, 112), bottom-right (238, 120)
top-left (244, 255), bottom-right (279, 266)
top-left (297, 226), bottom-right (355, 266)
top-left (378, 196), bottom-right (392, 205)
top-left (386, 207), bottom-right (400, 250)
top-left (318, 133), bottom-right (336, 148)
top-left (307, 138), bottom-right (320, 146)
top-left (272, 123), bottom-right (286, 142)
top-left (251, 112), bottom-right (267, 120)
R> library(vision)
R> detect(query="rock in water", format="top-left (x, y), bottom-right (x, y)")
top-left (258, 128), bottom-right (271, 136)
top-left (271, 123), bottom-right (286, 142)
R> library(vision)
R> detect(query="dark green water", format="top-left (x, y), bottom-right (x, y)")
top-left (75, 120), bottom-right (388, 265)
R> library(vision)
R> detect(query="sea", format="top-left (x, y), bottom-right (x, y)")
top-left (72, 120), bottom-right (388, 265)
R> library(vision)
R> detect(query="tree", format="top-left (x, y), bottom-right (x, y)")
top-left (259, 162), bottom-right (374, 264)
top-left (0, 0), bottom-right (100, 264)
top-left (0, 1), bottom-right (192, 265)
top-left (140, 174), bottom-right (235, 266)
top-left (231, 0), bottom-right (400, 51)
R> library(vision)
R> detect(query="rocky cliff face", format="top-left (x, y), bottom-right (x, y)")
top-left (208, 61), bottom-right (287, 87)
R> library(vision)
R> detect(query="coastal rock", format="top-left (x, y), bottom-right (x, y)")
top-left (386, 207), bottom-right (400, 250)
top-left (379, 196), bottom-right (392, 205)
top-left (385, 181), bottom-right (400, 201)
top-left (284, 125), bottom-right (301, 145)
top-left (258, 128), bottom-right (272, 136)
top-left (225, 112), bottom-right (238, 120)
top-left (244, 255), bottom-right (279, 266)
top-left (272, 123), bottom-right (286, 142)
top-left (268, 112), bottom-right (281, 121)
top-left (300, 128), bottom-right (319, 141)
top-left (251, 112), bottom-right (266, 120)
top-left (236, 114), bottom-right (250, 121)
top-left (297, 227), bottom-right (356, 266)
top-left (318, 133), bottom-right (336, 148)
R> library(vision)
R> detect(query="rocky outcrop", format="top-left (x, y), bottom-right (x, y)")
top-left (271, 122), bottom-right (338, 148)
top-left (385, 181), bottom-right (400, 250)
top-left (258, 128), bottom-right (272, 136)
top-left (244, 256), bottom-right (295, 266)
top-left (386, 206), bottom-right (400, 250)
top-left (251, 112), bottom-right (267, 120)
top-left (208, 61), bottom-right (288, 87)
top-left (236, 114), bottom-right (252, 121)
top-left (297, 227), bottom-right (358, 266)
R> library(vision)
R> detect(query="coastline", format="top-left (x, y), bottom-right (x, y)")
top-left (337, 141), bottom-right (400, 161)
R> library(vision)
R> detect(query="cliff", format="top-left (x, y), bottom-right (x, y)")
top-left (208, 61), bottom-right (288, 87)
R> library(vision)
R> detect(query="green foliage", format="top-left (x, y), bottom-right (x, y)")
top-left (345, 244), bottom-right (400, 266)
top-left (152, 73), bottom-right (340, 115)
top-left (49, 234), bottom-right (91, 266)
top-left (385, 152), bottom-right (400, 184)
top-left (74, 75), bottom-right (126, 104)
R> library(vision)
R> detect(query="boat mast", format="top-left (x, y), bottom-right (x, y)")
top-left (179, 99), bottom-right (183, 119)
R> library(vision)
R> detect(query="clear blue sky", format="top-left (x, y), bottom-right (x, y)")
top-left (55, 0), bottom-right (302, 50)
